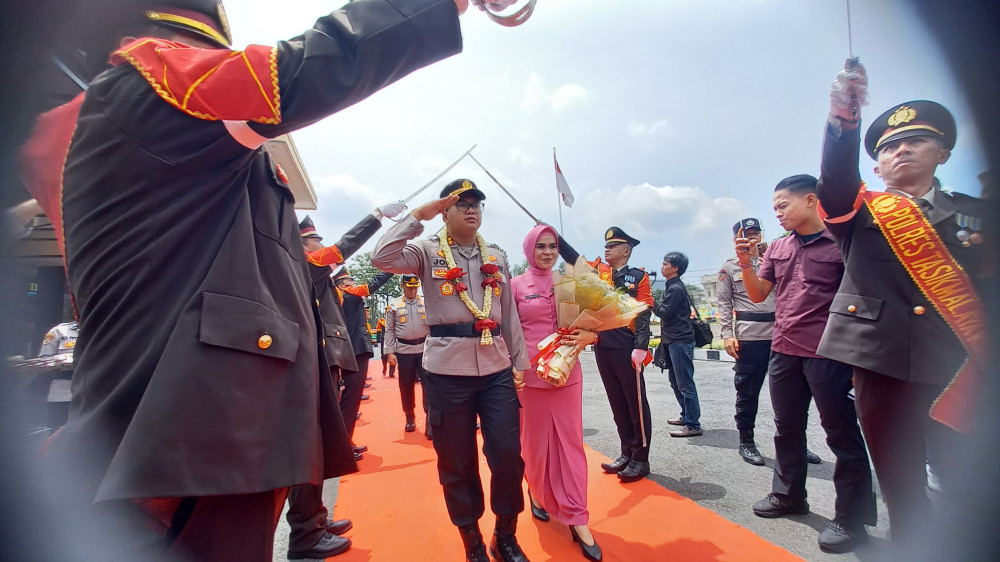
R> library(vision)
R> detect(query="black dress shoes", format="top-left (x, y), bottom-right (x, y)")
top-left (363, 383), bottom-right (371, 388)
top-left (527, 490), bottom-right (549, 522)
top-left (570, 525), bottom-right (603, 561)
top-left (404, 421), bottom-right (416, 432)
top-left (600, 455), bottom-right (630, 474)
top-left (739, 443), bottom-right (765, 466)
top-left (806, 449), bottom-right (822, 464)
top-left (353, 445), bottom-right (368, 454)
top-left (325, 518), bottom-right (353, 536)
top-left (360, 394), bottom-right (370, 401)
top-left (425, 426), bottom-right (433, 440)
top-left (617, 460), bottom-right (650, 483)
top-left (752, 493), bottom-right (809, 518)
top-left (353, 451), bottom-right (363, 461)
top-left (818, 519), bottom-right (868, 553)
top-left (287, 532), bottom-right (351, 559)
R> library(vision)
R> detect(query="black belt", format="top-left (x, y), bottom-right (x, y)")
top-left (735, 311), bottom-right (775, 322)
top-left (397, 337), bottom-right (426, 345)
top-left (429, 323), bottom-right (501, 338)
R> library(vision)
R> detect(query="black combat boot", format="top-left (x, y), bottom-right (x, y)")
top-left (459, 524), bottom-right (489, 562)
top-left (489, 515), bottom-right (529, 562)
top-left (739, 429), bottom-right (764, 466)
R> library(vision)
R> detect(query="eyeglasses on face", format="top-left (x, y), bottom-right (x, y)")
top-left (453, 200), bottom-right (485, 213)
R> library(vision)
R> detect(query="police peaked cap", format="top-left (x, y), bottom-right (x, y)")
top-left (401, 274), bottom-right (420, 287)
top-left (143, 1), bottom-right (233, 47)
top-left (332, 265), bottom-right (353, 282)
top-left (440, 179), bottom-right (486, 201)
top-left (299, 215), bottom-right (322, 240)
top-left (865, 100), bottom-right (956, 160)
top-left (732, 218), bottom-right (762, 236)
top-left (605, 227), bottom-right (639, 247)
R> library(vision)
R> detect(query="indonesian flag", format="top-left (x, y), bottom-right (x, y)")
top-left (554, 150), bottom-right (575, 208)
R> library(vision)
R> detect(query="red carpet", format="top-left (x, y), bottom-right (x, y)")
top-left (332, 360), bottom-right (801, 561)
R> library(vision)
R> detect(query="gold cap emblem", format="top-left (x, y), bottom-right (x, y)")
top-left (887, 106), bottom-right (917, 127)
top-left (606, 229), bottom-right (614, 240)
top-left (258, 334), bottom-right (273, 349)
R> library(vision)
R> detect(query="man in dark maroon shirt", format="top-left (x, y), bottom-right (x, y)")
top-left (738, 174), bottom-right (875, 554)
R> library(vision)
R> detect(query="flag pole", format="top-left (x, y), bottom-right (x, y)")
top-left (554, 148), bottom-right (564, 235)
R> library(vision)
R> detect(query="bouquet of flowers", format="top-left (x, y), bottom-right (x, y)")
top-left (533, 257), bottom-right (649, 386)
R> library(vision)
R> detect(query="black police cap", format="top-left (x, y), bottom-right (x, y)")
top-left (143, 1), bottom-right (232, 48)
top-left (299, 215), bottom-right (322, 240)
top-left (605, 227), bottom-right (639, 247)
top-left (440, 179), bottom-right (486, 201)
top-left (865, 100), bottom-right (956, 160)
top-left (401, 274), bottom-right (420, 287)
top-left (732, 218), bottom-right (762, 236)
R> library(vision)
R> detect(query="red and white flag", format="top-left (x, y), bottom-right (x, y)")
top-left (553, 150), bottom-right (575, 208)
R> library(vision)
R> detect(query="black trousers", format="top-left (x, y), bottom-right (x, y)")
top-left (853, 368), bottom-right (962, 545)
top-left (285, 483), bottom-right (328, 552)
top-left (396, 352), bottom-right (427, 421)
top-left (339, 353), bottom-right (371, 439)
top-left (423, 369), bottom-right (524, 527)
top-left (734, 340), bottom-right (771, 433)
top-left (595, 345), bottom-right (651, 462)
top-left (769, 351), bottom-right (876, 525)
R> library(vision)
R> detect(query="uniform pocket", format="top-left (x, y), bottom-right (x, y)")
top-left (828, 293), bottom-right (883, 322)
top-left (199, 292), bottom-right (300, 362)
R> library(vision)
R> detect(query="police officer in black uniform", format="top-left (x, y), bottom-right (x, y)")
top-left (818, 62), bottom-right (994, 552)
top-left (586, 228), bottom-right (655, 482)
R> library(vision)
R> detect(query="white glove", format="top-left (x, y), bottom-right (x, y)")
top-left (378, 201), bottom-right (406, 219)
top-left (830, 58), bottom-right (868, 122)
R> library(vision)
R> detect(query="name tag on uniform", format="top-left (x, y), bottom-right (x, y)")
top-left (431, 257), bottom-right (448, 268)
top-left (523, 294), bottom-right (540, 299)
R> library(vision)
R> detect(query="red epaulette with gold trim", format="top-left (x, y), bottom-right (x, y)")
top-left (111, 38), bottom-right (280, 124)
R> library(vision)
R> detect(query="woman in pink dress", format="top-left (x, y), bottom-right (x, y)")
top-left (511, 225), bottom-right (601, 561)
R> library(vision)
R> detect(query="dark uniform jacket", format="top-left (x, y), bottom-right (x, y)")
top-left (816, 124), bottom-right (990, 385)
top-left (654, 277), bottom-right (694, 344)
top-left (314, 214), bottom-right (384, 375)
top-left (50, 0), bottom-right (462, 503)
top-left (342, 271), bottom-right (395, 359)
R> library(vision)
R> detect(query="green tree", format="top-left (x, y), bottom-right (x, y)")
top-left (509, 258), bottom-right (528, 278)
top-left (347, 251), bottom-right (402, 321)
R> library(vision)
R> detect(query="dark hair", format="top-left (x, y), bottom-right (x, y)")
top-left (663, 251), bottom-right (689, 276)
top-left (774, 174), bottom-right (818, 195)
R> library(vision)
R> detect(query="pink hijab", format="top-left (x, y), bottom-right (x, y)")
top-left (521, 224), bottom-right (559, 294)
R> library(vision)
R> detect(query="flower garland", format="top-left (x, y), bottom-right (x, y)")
top-left (439, 227), bottom-right (503, 345)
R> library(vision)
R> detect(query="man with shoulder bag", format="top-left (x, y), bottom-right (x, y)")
top-left (654, 251), bottom-right (703, 437)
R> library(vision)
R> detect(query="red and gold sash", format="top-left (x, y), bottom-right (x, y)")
top-left (866, 191), bottom-right (986, 433)
top-left (306, 246), bottom-right (344, 267)
top-left (111, 38), bottom-right (280, 124)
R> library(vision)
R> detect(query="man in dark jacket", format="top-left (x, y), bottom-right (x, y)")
top-left (816, 61), bottom-right (992, 551)
top-left (334, 265), bottom-right (395, 445)
top-left (41, 1), bottom-right (465, 559)
top-left (654, 252), bottom-right (702, 437)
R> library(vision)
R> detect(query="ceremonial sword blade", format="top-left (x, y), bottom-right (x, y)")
top-left (402, 144), bottom-right (478, 205)
top-left (466, 152), bottom-right (541, 224)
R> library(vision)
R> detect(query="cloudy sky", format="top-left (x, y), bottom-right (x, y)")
top-left (228, 0), bottom-right (987, 283)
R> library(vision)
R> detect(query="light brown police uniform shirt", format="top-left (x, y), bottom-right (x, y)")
top-left (384, 295), bottom-right (430, 355)
top-left (717, 257), bottom-right (775, 342)
top-left (372, 214), bottom-right (530, 376)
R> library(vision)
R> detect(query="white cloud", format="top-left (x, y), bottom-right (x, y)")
top-left (550, 83), bottom-right (588, 113)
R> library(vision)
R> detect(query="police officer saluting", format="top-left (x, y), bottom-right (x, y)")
top-left (817, 62), bottom-right (992, 552)
top-left (384, 274), bottom-right (432, 438)
top-left (372, 179), bottom-right (531, 562)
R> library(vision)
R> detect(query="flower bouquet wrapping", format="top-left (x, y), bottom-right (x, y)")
top-left (532, 257), bottom-right (649, 386)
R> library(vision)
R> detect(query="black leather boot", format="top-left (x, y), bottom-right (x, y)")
top-left (459, 524), bottom-right (489, 562)
top-left (489, 515), bottom-right (529, 562)
top-left (739, 429), bottom-right (764, 465)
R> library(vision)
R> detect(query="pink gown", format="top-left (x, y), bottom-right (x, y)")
top-left (510, 225), bottom-right (589, 526)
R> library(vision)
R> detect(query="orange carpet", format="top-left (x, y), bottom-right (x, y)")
top-left (332, 360), bottom-right (802, 561)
